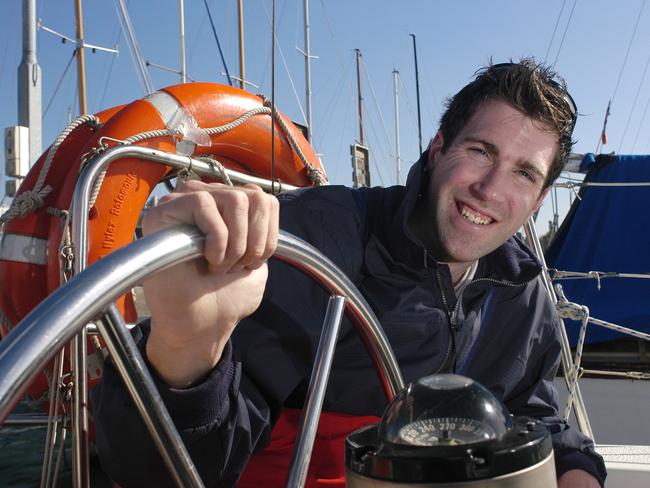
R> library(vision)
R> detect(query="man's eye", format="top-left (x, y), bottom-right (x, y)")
top-left (518, 169), bottom-right (536, 182)
top-left (468, 147), bottom-right (489, 157)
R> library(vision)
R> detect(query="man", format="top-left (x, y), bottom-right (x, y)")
top-left (94, 59), bottom-right (606, 487)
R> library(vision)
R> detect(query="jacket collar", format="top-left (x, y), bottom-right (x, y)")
top-left (387, 151), bottom-right (542, 285)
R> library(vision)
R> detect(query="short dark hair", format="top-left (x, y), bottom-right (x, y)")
top-left (438, 58), bottom-right (576, 189)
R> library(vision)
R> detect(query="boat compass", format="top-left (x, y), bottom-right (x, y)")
top-left (345, 374), bottom-right (557, 487)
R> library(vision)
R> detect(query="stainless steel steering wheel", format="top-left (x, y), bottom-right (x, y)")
top-left (0, 226), bottom-right (404, 487)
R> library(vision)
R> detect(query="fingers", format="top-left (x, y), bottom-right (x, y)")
top-left (143, 180), bottom-right (279, 273)
top-left (230, 184), bottom-right (279, 271)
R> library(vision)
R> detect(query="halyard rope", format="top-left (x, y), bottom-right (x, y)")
top-left (259, 96), bottom-right (326, 185)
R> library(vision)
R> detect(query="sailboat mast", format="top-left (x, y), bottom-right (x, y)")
top-left (393, 69), bottom-right (401, 185)
top-left (238, 0), bottom-right (246, 89)
top-left (303, 0), bottom-right (313, 142)
top-left (350, 48), bottom-right (370, 188)
top-left (409, 34), bottom-right (423, 154)
top-left (179, 0), bottom-right (187, 83)
top-left (74, 0), bottom-right (88, 114)
top-left (18, 0), bottom-right (42, 166)
top-left (355, 48), bottom-right (365, 146)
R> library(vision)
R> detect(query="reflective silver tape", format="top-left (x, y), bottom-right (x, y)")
top-left (144, 90), bottom-right (187, 128)
top-left (143, 90), bottom-right (196, 156)
top-left (0, 233), bottom-right (48, 265)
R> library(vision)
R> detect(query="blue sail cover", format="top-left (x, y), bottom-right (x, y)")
top-left (545, 154), bottom-right (650, 345)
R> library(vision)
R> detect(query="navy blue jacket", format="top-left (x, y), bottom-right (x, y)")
top-left (94, 156), bottom-right (606, 487)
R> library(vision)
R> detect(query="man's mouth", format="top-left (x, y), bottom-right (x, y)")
top-left (459, 204), bottom-right (494, 225)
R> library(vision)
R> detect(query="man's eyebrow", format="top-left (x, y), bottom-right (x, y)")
top-left (463, 137), bottom-right (499, 156)
top-left (463, 137), bottom-right (547, 180)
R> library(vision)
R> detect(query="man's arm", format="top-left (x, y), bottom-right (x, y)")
top-left (93, 180), bottom-right (281, 486)
top-left (142, 180), bottom-right (279, 386)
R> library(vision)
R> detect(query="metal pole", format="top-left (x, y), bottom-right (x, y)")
top-left (72, 1), bottom-right (90, 470)
top-left (97, 304), bottom-right (204, 487)
top-left (303, 0), bottom-right (313, 142)
top-left (523, 219), bottom-right (594, 439)
top-left (393, 69), bottom-right (401, 185)
top-left (179, 0), bottom-right (186, 83)
top-left (355, 48), bottom-right (365, 146)
top-left (409, 34), bottom-right (423, 154)
top-left (71, 330), bottom-right (90, 488)
top-left (285, 296), bottom-right (347, 488)
top-left (18, 0), bottom-right (42, 166)
top-left (74, 0), bottom-right (87, 115)
top-left (237, 0), bottom-right (245, 90)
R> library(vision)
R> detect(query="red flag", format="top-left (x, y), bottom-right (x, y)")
top-left (600, 100), bottom-right (611, 145)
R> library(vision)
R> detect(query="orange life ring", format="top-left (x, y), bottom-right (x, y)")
top-left (0, 82), bottom-right (326, 407)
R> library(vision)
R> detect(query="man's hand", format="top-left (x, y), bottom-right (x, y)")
top-left (142, 180), bottom-right (279, 388)
top-left (558, 469), bottom-right (601, 488)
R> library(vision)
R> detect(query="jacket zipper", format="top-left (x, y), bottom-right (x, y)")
top-left (433, 273), bottom-right (539, 374)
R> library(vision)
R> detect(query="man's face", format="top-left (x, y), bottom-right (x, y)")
top-left (418, 99), bottom-right (556, 266)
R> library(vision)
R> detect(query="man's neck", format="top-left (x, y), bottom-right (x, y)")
top-left (408, 207), bottom-right (477, 285)
top-left (448, 262), bottom-right (472, 285)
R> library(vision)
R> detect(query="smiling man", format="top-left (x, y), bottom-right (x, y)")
top-left (94, 59), bottom-right (606, 488)
top-left (411, 98), bottom-right (557, 281)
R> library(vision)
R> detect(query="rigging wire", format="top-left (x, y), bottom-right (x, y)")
top-left (43, 51), bottom-right (76, 118)
top-left (367, 146), bottom-right (386, 187)
top-left (419, 75), bottom-right (438, 134)
top-left (315, 0), bottom-right (366, 177)
top-left (188, 1), bottom-right (210, 65)
top-left (551, 186), bottom-right (559, 234)
top-left (618, 45), bottom-right (650, 153)
top-left (398, 75), bottom-right (420, 135)
top-left (327, 65), bottom-right (356, 183)
top-left (113, 0), bottom-right (154, 94)
top-left (98, 49), bottom-right (119, 110)
top-left (610, 0), bottom-right (646, 105)
top-left (596, 0), bottom-right (646, 153)
top-left (203, 0), bottom-right (233, 86)
top-left (96, 12), bottom-right (124, 110)
top-left (314, 56), bottom-right (353, 151)
top-left (258, 0), bottom-right (290, 88)
top-left (631, 89), bottom-right (650, 152)
top-left (644, 123), bottom-right (650, 152)
top-left (543, 0), bottom-right (567, 63)
top-left (271, 0), bottom-right (276, 193)
top-left (361, 60), bottom-right (395, 163)
top-left (551, 0), bottom-right (578, 67)
top-left (260, 1), bottom-right (308, 126)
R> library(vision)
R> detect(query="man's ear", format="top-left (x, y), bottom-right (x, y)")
top-left (427, 132), bottom-right (444, 170)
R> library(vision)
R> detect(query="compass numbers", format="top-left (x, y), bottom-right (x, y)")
top-left (397, 417), bottom-right (492, 446)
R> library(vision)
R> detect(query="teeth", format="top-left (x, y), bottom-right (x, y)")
top-left (461, 206), bottom-right (490, 225)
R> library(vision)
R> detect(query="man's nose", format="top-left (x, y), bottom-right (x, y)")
top-left (470, 166), bottom-right (506, 202)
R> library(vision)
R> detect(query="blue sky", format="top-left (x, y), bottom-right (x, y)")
top-left (2, 0), bottom-right (650, 232)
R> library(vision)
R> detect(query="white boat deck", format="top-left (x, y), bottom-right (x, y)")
top-left (599, 445), bottom-right (650, 486)
top-left (553, 377), bottom-right (650, 486)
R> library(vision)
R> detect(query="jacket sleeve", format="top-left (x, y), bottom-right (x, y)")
top-left (503, 290), bottom-right (607, 487)
top-left (92, 324), bottom-right (277, 488)
top-left (92, 187), bottom-right (367, 487)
